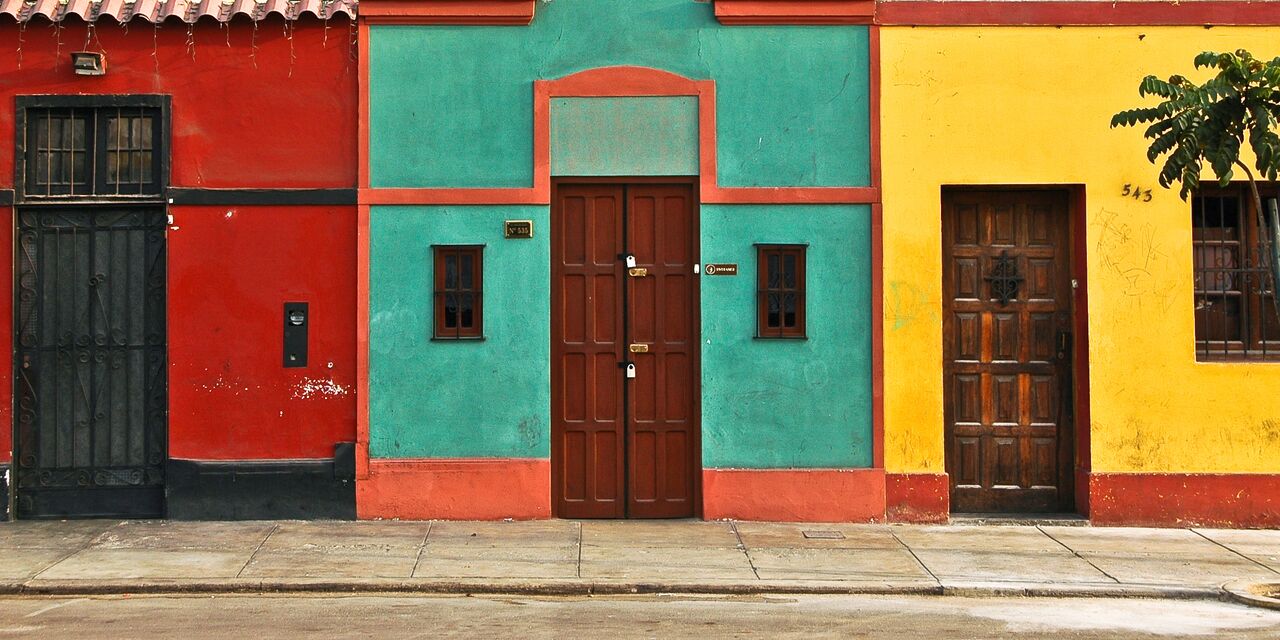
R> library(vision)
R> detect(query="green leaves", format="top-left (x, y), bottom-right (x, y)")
top-left (1113, 49), bottom-right (1280, 194)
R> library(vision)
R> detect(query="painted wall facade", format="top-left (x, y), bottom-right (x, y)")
top-left (2, 17), bottom-right (358, 519)
top-left (360, 0), bottom-right (878, 521)
top-left (881, 25), bottom-right (1280, 526)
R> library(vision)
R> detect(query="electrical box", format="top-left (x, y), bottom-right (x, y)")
top-left (284, 302), bottom-right (308, 368)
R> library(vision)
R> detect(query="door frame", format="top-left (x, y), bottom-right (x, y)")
top-left (549, 176), bottom-right (703, 518)
top-left (940, 185), bottom-right (1091, 516)
top-left (11, 94), bottom-right (172, 519)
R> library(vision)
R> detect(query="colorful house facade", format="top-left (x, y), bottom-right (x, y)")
top-left (0, 2), bottom-right (359, 520)
top-left (356, 0), bottom-right (882, 522)
top-left (4, 0), bottom-right (1279, 527)
top-left (877, 1), bottom-right (1280, 527)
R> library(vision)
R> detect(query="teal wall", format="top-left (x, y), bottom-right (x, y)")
top-left (368, 203), bottom-right (874, 467)
top-left (700, 205), bottom-right (873, 468)
top-left (367, 1), bottom-right (874, 470)
top-left (368, 0), bottom-right (871, 188)
top-left (551, 97), bottom-right (699, 177)
top-left (368, 205), bottom-right (551, 459)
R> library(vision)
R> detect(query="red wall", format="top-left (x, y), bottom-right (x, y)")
top-left (0, 17), bottom-right (357, 189)
top-left (2, 17), bottom-right (357, 462)
top-left (168, 205), bottom-right (355, 460)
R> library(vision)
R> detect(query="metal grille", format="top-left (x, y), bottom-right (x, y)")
top-left (105, 109), bottom-right (156, 195)
top-left (29, 110), bottom-right (90, 197)
top-left (14, 208), bottom-right (168, 517)
top-left (23, 104), bottom-right (162, 199)
top-left (1193, 191), bottom-right (1280, 361)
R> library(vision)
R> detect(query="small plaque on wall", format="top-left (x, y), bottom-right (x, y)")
top-left (704, 263), bottom-right (738, 276)
top-left (504, 220), bottom-right (534, 239)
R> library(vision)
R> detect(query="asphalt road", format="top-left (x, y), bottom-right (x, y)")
top-left (1, 594), bottom-right (1279, 639)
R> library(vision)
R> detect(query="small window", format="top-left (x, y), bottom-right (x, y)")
top-left (21, 99), bottom-right (165, 199)
top-left (433, 246), bottom-right (483, 339)
top-left (1193, 188), bottom-right (1279, 361)
top-left (757, 244), bottom-right (806, 338)
top-left (29, 109), bottom-right (90, 196)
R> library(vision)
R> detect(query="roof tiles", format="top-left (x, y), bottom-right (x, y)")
top-left (0, 0), bottom-right (356, 23)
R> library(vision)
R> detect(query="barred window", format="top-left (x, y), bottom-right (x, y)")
top-left (1193, 188), bottom-right (1280, 361)
top-left (757, 244), bottom-right (806, 338)
top-left (22, 102), bottom-right (163, 198)
top-left (433, 246), bottom-right (484, 339)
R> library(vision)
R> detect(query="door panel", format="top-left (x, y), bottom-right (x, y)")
top-left (626, 185), bottom-right (696, 518)
top-left (14, 208), bottom-right (167, 518)
top-left (553, 186), bottom-right (626, 518)
top-left (943, 190), bottom-right (1074, 513)
top-left (552, 182), bottom-right (698, 519)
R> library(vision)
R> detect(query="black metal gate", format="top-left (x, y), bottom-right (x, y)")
top-left (14, 207), bottom-right (167, 518)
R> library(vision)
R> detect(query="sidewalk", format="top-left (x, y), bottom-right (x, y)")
top-left (2, 519), bottom-right (1278, 599)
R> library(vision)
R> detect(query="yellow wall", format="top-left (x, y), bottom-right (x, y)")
top-left (881, 26), bottom-right (1280, 475)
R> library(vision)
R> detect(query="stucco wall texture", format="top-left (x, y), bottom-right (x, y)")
top-left (365, 0), bottom-right (876, 472)
top-left (368, 0), bottom-right (871, 189)
top-left (881, 26), bottom-right (1280, 475)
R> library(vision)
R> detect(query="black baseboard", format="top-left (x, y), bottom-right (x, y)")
top-left (166, 443), bottom-right (355, 520)
top-left (18, 486), bottom-right (164, 520)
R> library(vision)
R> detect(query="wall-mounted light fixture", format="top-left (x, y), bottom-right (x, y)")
top-left (71, 51), bottom-right (106, 76)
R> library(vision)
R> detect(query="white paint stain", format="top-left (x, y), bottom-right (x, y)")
top-left (291, 377), bottom-right (350, 400)
top-left (198, 374), bottom-right (243, 393)
top-left (224, 209), bottom-right (235, 219)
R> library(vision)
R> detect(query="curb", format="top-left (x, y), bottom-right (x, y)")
top-left (0, 578), bottom-right (1228, 601)
top-left (1223, 580), bottom-right (1280, 611)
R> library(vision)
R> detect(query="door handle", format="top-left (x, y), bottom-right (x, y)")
top-left (1055, 330), bottom-right (1073, 360)
top-left (628, 267), bottom-right (649, 277)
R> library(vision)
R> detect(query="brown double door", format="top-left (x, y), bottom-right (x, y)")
top-left (552, 181), bottom-right (699, 519)
top-left (943, 190), bottom-right (1076, 513)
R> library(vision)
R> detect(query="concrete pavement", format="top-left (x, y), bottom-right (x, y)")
top-left (3, 594), bottom-right (1280, 639)
top-left (1, 519), bottom-right (1278, 599)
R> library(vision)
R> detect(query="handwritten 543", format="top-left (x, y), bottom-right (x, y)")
top-left (1122, 184), bottom-right (1153, 202)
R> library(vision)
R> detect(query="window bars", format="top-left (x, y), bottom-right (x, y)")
top-left (24, 105), bottom-right (162, 198)
top-left (1192, 189), bottom-right (1280, 361)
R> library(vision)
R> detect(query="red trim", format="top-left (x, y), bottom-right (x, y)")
top-left (1070, 186), bottom-right (1092, 516)
top-left (702, 186), bottom-right (879, 204)
top-left (876, 1), bottom-right (1280, 26)
top-left (356, 20), bottom-right (372, 480)
top-left (714, 0), bottom-right (875, 25)
top-left (358, 458), bottom-right (552, 520)
top-left (356, 204), bottom-right (371, 480)
top-left (885, 473), bottom-right (949, 523)
top-left (869, 25), bottom-right (883, 470)
top-left (358, 20), bottom-right (370, 192)
top-left (1089, 473), bottom-right (1280, 528)
top-left (869, 25), bottom-right (882, 194)
top-left (871, 202), bottom-right (884, 469)
top-left (363, 65), bottom-right (877, 206)
top-left (702, 468), bottom-right (885, 522)
top-left (359, 188), bottom-right (545, 206)
top-left (360, 0), bottom-right (535, 25)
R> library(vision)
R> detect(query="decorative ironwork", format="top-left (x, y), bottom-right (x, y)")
top-left (14, 207), bottom-right (168, 517)
top-left (984, 250), bottom-right (1024, 306)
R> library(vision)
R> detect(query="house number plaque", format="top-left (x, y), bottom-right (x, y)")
top-left (504, 220), bottom-right (534, 239)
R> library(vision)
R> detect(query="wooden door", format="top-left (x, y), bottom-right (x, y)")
top-left (14, 207), bottom-right (168, 518)
top-left (552, 182), bottom-right (698, 518)
top-left (943, 190), bottom-right (1074, 513)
